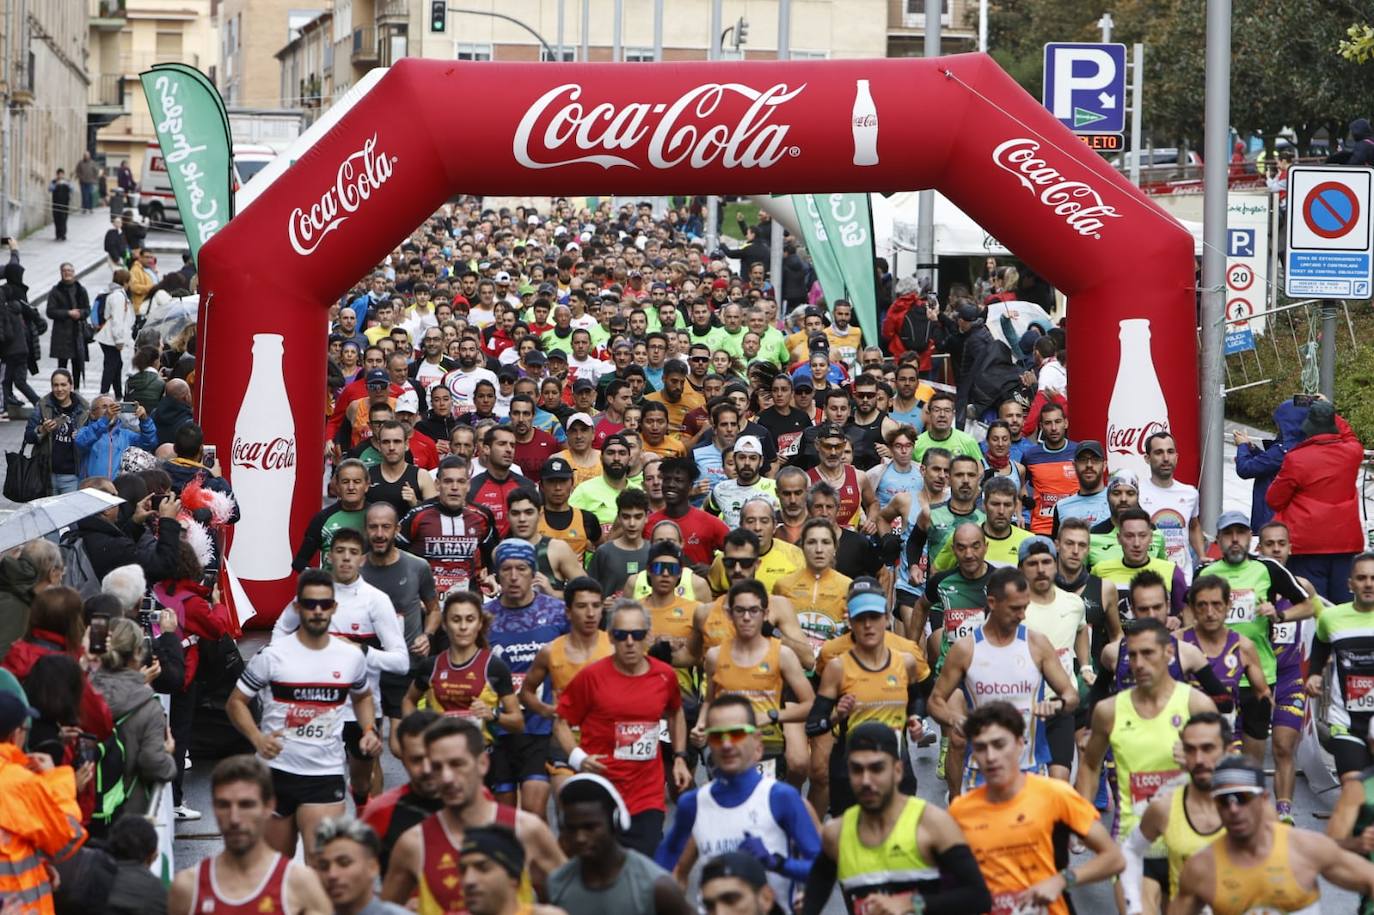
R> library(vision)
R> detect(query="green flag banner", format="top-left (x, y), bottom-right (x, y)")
top-left (813, 193), bottom-right (878, 350)
top-left (139, 63), bottom-right (235, 261)
top-left (790, 193), bottom-right (847, 311)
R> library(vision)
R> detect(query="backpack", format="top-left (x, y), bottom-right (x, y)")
top-left (90, 292), bottom-right (107, 330)
top-left (91, 695), bottom-right (160, 830)
top-left (59, 534), bottom-right (100, 600)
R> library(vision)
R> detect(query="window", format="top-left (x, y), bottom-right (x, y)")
top-left (454, 42), bottom-right (492, 61)
top-left (905, 0), bottom-right (949, 13)
top-left (624, 47), bottom-right (655, 62)
top-left (789, 49), bottom-right (829, 60)
top-left (540, 48), bottom-right (576, 61)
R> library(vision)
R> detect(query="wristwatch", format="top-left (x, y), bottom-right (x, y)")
top-left (673, 750), bottom-right (690, 761)
top-left (767, 709), bottom-right (780, 724)
top-left (1060, 867), bottom-right (1078, 889)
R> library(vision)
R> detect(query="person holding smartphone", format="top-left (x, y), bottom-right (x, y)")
top-left (24, 368), bottom-right (90, 494)
top-left (73, 393), bottom-right (157, 480)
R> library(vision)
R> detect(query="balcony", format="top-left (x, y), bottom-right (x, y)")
top-left (377, 0), bottom-right (409, 23)
top-left (89, 73), bottom-right (126, 111)
top-left (351, 26), bottom-right (378, 64)
top-left (89, 0), bottom-right (126, 29)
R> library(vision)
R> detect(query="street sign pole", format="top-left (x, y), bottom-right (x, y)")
top-left (770, 0), bottom-right (789, 300)
top-left (1321, 302), bottom-right (1338, 399)
top-left (1129, 43), bottom-right (1143, 186)
top-left (1199, 0), bottom-right (1232, 537)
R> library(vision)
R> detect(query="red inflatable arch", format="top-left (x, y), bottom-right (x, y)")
top-left (196, 53), bottom-right (1195, 624)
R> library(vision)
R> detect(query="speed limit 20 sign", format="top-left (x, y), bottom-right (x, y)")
top-left (1226, 194), bottom-right (1270, 333)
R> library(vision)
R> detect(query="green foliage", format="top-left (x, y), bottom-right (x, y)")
top-left (982, 0), bottom-right (1374, 152)
top-left (1339, 22), bottom-right (1374, 63)
top-left (1225, 305), bottom-right (1374, 444)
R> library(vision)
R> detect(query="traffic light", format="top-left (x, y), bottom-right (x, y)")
top-left (430, 0), bottom-right (446, 33)
top-left (734, 17), bottom-right (749, 51)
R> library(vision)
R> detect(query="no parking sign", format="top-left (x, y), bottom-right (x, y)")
top-left (1286, 166), bottom-right (1374, 298)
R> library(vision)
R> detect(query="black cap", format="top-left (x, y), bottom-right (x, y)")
top-left (497, 366), bottom-right (519, 382)
top-left (524, 350), bottom-right (547, 366)
top-left (540, 457), bottom-right (573, 480)
top-left (803, 305), bottom-right (828, 323)
top-left (701, 852), bottom-right (770, 890)
top-left (791, 375), bottom-right (814, 391)
top-left (603, 433), bottom-right (632, 452)
top-left (815, 421), bottom-right (847, 441)
top-left (807, 333), bottom-right (830, 353)
top-left (1075, 440), bottom-right (1105, 459)
top-left (956, 302), bottom-right (980, 322)
top-left (459, 825), bottom-right (526, 879)
top-left (572, 378), bottom-right (596, 393)
top-left (847, 721), bottom-right (901, 759)
top-left (364, 368), bottom-right (389, 387)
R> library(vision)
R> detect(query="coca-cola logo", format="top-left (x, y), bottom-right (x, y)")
top-left (512, 82), bottom-right (805, 171)
top-left (288, 135), bottom-right (396, 256)
top-left (991, 139), bottom-right (1122, 239)
top-left (232, 435), bottom-right (298, 471)
top-left (1106, 420), bottom-right (1169, 456)
top-left (853, 114), bottom-right (877, 128)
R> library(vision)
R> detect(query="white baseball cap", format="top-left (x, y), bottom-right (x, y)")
top-left (495, 271), bottom-right (511, 283)
top-left (566, 412), bottom-right (595, 429)
top-left (733, 435), bottom-right (763, 456)
top-left (394, 391), bottom-right (420, 414)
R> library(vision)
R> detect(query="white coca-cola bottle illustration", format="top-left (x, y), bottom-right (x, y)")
top-left (228, 334), bottom-right (297, 580)
top-left (852, 79), bottom-right (878, 166)
top-left (1106, 318), bottom-right (1170, 478)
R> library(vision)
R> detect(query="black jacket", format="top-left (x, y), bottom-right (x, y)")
top-left (104, 227), bottom-right (129, 266)
top-left (1350, 118), bottom-right (1374, 168)
top-left (46, 280), bottom-right (90, 362)
top-left (781, 252), bottom-right (810, 303)
top-left (73, 514), bottom-right (182, 583)
top-left (150, 394), bottom-right (193, 444)
top-left (719, 238), bottom-right (771, 278)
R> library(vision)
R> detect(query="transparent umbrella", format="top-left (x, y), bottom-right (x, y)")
top-left (0, 489), bottom-right (124, 553)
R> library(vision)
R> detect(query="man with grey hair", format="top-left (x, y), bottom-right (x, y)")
top-left (0, 540), bottom-right (65, 659)
top-left (314, 815), bottom-right (407, 914)
top-left (101, 564), bottom-right (147, 615)
top-left (554, 600), bottom-right (693, 855)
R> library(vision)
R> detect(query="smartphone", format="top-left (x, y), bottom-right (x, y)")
top-left (89, 614), bottom-right (109, 655)
top-left (202, 444), bottom-right (217, 469)
top-left (142, 635), bottom-right (153, 662)
top-left (1293, 393), bottom-right (1316, 407)
top-left (148, 492), bottom-right (167, 511)
top-left (119, 401), bottom-right (137, 414)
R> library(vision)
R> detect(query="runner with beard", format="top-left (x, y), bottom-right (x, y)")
top-left (706, 436), bottom-right (779, 528)
top-left (1090, 471), bottom-right (1169, 566)
top-left (554, 413), bottom-right (600, 489)
top-left (1050, 440), bottom-right (1111, 534)
top-left (568, 433), bottom-right (637, 536)
top-left (169, 757), bottom-right (331, 915)
top-left (442, 336), bottom-right (498, 414)
top-left (930, 476), bottom-right (1031, 572)
top-left (506, 487), bottom-right (584, 600)
top-left (774, 466), bottom-right (811, 546)
top-left (905, 454), bottom-right (983, 637)
top-left (1122, 713), bottom-right (1229, 914)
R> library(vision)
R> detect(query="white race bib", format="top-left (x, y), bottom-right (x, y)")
top-left (613, 721), bottom-right (660, 761)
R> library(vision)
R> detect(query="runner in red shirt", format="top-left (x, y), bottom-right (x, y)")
top-left (647, 456), bottom-right (730, 570)
top-left (507, 394), bottom-right (559, 485)
top-left (468, 425), bottom-right (533, 537)
top-left (553, 602), bottom-right (693, 857)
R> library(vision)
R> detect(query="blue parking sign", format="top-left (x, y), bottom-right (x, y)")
top-left (1042, 43), bottom-right (1128, 133)
top-left (1228, 229), bottom-right (1255, 258)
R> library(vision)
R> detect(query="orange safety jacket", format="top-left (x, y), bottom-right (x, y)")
top-left (0, 742), bottom-right (88, 914)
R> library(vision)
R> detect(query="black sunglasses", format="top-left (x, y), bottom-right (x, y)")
top-left (721, 556), bottom-right (756, 569)
top-left (611, 628), bottom-right (649, 643)
top-left (298, 598), bottom-right (336, 610)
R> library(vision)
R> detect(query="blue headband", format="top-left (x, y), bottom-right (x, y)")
top-left (493, 538), bottom-right (536, 569)
top-left (847, 592), bottom-right (887, 619)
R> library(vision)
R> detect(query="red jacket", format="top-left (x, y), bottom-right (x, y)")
top-left (1267, 415), bottom-right (1365, 555)
top-left (152, 580), bottom-right (237, 689)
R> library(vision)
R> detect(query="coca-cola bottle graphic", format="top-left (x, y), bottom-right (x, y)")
top-left (852, 79), bottom-right (878, 166)
top-left (1106, 318), bottom-right (1170, 478)
top-left (228, 334), bottom-right (297, 580)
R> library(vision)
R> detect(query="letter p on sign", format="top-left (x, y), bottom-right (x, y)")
top-left (1050, 48), bottom-right (1116, 118)
top-left (1228, 229), bottom-right (1255, 258)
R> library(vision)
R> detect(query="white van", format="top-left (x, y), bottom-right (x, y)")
top-left (136, 141), bottom-right (270, 227)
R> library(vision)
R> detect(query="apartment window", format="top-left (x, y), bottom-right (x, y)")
top-left (789, 49), bottom-right (829, 60)
top-left (540, 48), bottom-right (576, 61)
top-left (905, 0), bottom-right (949, 13)
top-left (624, 47), bottom-right (655, 62)
top-left (454, 43), bottom-right (492, 61)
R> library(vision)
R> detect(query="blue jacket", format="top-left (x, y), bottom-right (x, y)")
top-left (1234, 398), bottom-right (1308, 530)
top-left (73, 413), bottom-right (157, 479)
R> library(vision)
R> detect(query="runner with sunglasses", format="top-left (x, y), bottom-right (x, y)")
top-left (553, 600), bottom-right (693, 856)
top-left (657, 694), bottom-right (821, 909)
top-left (695, 580), bottom-right (815, 788)
top-left (1171, 757), bottom-right (1374, 915)
top-left (227, 570), bottom-right (382, 862)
